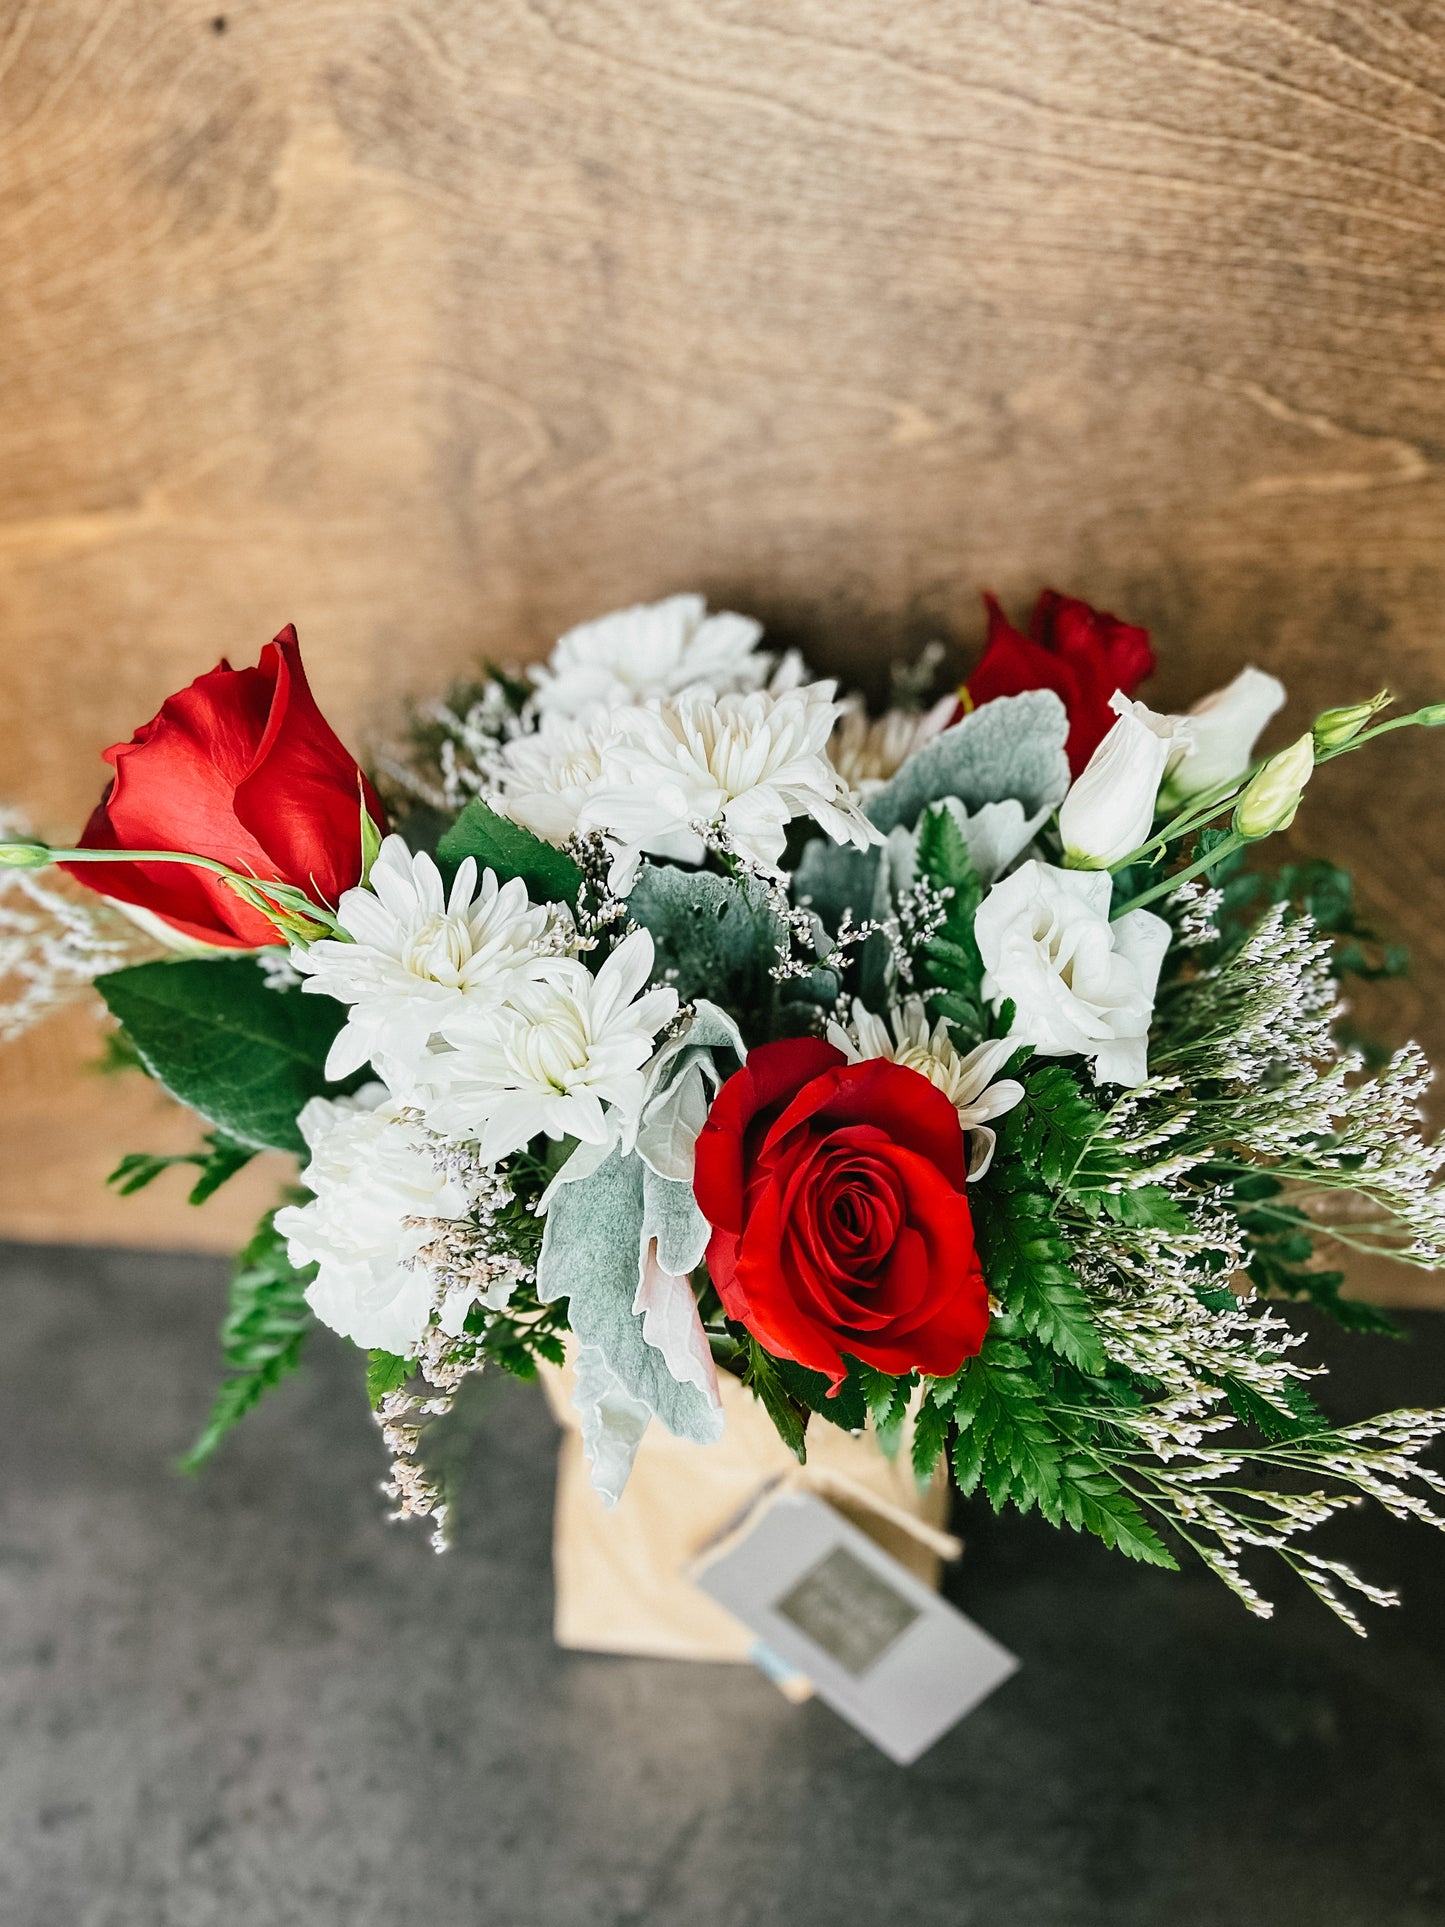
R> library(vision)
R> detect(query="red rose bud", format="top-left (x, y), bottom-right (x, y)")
top-left (61, 625), bottom-right (385, 948)
top-left (961, 589), bottom-right (1156, 777)
top-left (693, 1038), bottom-right (989, 1387)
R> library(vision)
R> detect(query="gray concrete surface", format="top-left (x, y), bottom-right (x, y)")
top-left (0, 1239), bottom-right (1442, 1927)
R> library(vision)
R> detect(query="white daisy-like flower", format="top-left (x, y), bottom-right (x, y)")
top-left (292, 835), bottom-right (565, 1091)
top-left (487, 712), bottom-right (618, 848)
top-left (529, 593), bottom-right (777, 718)
top-left (276, 1086), bottom-right (471, 1356)
top-left (827, 693), bottom-right (959, 795)
top-left (423, 929), bottom-right (680, 1162)
top-left (579, 682), bottom-right (882, 882)
top-left (826, 996), bottom-right (1025, 1179)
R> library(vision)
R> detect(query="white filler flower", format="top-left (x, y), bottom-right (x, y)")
top-left (974, 860), bottom-right (1171, 1087)
top-left (581, 683), bottom-right (880, 879)
top-left (827, 996), bottom-right (1025, 1177)
top-left (276, 1087), bottom-right (471, 1356)
top-left (425, 929), bottom-right (679, 1161)
top-left (529, 594), bottom-right (776, 718)
top-left (292, 836), bottom-right (562, 1092)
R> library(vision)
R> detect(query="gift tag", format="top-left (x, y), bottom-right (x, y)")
top-left (690, 1487), bottom-right (1018, 1763)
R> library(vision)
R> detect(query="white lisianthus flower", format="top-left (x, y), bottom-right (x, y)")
top-left (276, 1087), bottom-right (470, 1356)
top-left (579, 683), bottom-right (881, 882)
top-left (291, 836), bottom-right (564, 1092)
top-left (424, 929), bottom-right (680, 1161)
top-left (826, 996), bottom-right (1025, 1178)
top-left (488, 712), bottom-right (618, 847)
top-left (828, 693), bottom-right (959, 795)
top-left (1059, 692), bottom-right (1193, 869)
top-left (973, 860), bottom-right (1171, 1087)
top-left (529, 594), bottom-right (779, 718)
top-left (1161, 666), bottom-right (1286, 806)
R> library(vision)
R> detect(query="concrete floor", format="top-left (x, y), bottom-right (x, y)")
top-left (0, 1241), bottom-right (1442, 1927)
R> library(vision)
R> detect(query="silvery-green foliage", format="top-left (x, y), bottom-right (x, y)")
top-left (864, 690), bottom-right (1071, 834)
top-left (634, 999), bottom-right (745, 1181)
top-left (536, 1141), bottom-right (723, 1449)
top-left (627, 863), bottom-right (785, 1016)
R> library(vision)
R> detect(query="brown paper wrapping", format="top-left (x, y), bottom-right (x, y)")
top-left (539, 1356), bottom-right (960, 1664)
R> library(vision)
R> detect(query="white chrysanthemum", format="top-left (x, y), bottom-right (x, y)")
top-left (291, 836), bottom-right (565, 1091)
top-left (828, 694), bottom-right (958, 795)
top-left (276, 1087), bottom-right (471, 1356)
top-left (488, 712), bottom-right (617, 847)
top-left (826, 996), bottom-right (1025, 1179)
top-left (424, 929), bottom-right (680, 1161)
top-left (578, 682), bottom-right (881, 881)
top-left (529, 593), bottom-right (777, 718)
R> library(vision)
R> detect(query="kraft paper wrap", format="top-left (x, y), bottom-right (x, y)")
top-left (539, 1355), bottom-right (960, 1664)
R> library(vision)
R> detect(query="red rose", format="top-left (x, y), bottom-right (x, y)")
top-left (961, 589), bottom-right (1156, 776)
top-left (62, 625), bottom-right (384, 948)
top-left (693, 1038), bottom-right (989, 1387)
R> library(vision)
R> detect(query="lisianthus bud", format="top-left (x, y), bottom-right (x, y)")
top-left (1233, 733), bottom-right (1314, 839)
top-left (1059, 694), bottom-right (1189, 869)
top-left (0, 840), bottom-right (52, 869)
top-left (1414, 702), bottom-right (1445, 727)
top-left (1161, 667), bottom-right (1286, 806)
top-left (1312, 690), bottom-right (1391, 752)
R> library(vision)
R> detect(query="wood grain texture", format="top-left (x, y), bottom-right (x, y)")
top-left (1, 0), bottom-right (1443, 1297)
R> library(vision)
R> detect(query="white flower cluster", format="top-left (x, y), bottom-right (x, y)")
top-left (281, 835), bottom-right (680, 1355)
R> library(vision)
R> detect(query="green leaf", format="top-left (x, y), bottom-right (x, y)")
top-left (771, 1355), bottom-right (869, 1433)
top-left (949, 1336), bottom-right (1063, 1516)
top-left (743, 1339), bottom-right (808, 1464)
top-left (913, 801), bottom-right (987, 1034)
top-left (971, 1167), bottom-right (1107, 1374)
top-left (180, 1207), bottom-right (315, 1471)
top-left (911, 1395), bottom-right (952, 1485)
top-left (865, 690), bottom-right (1071, 835)
top-left (1221, 1373), bottom-right (1329, 1443)
top-left (95, 959), bottom-right (356, 1156)
top-left (627, 864), bottom-right (787, 1018)
top-left (108, 1129), bottom-right (257, 1205)
top-left (436, 797), bottom-right (582, 906)
top-left (366, 1350), bottom-right (412, 1409)
top-left (1040, 1457), bottom-right (1178, 1568)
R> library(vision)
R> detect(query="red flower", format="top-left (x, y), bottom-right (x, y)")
top-left (62, 625), bottom-right (384, 949)
top-left (693, 1038), bottom-right (989, 1386)
top-left (962, 589), bottom-right (1156, 776)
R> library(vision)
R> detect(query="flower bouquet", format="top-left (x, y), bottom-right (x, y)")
top-left (6, 589), bottom-right (1445, 1638)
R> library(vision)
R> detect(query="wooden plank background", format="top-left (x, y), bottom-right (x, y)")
top-left (1, 0), bottom-right (1443, 1299)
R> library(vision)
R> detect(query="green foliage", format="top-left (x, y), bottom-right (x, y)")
top-left (913, 802), bottom-right (987, 1037)
top-left (94, 1025), bottom-right (145, 1077)
top-left (1219, 856), bottom-right (1407, 983)
top-left (948, 1332), bottom-right (1063, 1514)
top-left (1220, 1371), bottom-right (1328, 1443)
top-left (627, 864), bottom-right (787, 1022)
top-left (970, 1156), bottom-right (1107, 1374)
top-left (1039, 1458), bottom-right (1178, 1568)
top-left (1222, 1169), bottom-right (1404, 1337)
top-left (366, 1350), bottom-right (411, 1409)
top-left (181, 1207), bottom-right (315, 1472)
top-left (771, 1355), bottom-right (869, 1433)
top-left (95, 958), bottom-right (356, 1156)
top-left (108, 1131), bottom-right (256, 1206)
top-left (436, 797), bottom-right (582, 907)
top-left (864, 689), bottom-right (1071, 833)
top-left (743, 1338), bottom-right (809, 1464)
top-left (910, 1394), bottom-right (952, 1485)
